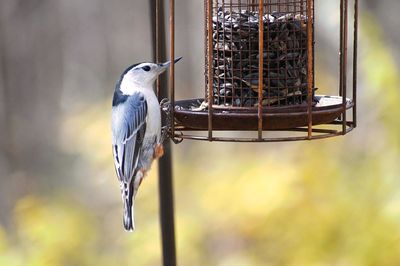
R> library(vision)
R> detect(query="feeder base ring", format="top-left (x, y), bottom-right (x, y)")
top-left (174, 95), bottom-right (353, 131)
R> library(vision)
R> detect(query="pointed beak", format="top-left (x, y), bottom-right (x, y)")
top-left (157, 57), bottom-right (183, 73)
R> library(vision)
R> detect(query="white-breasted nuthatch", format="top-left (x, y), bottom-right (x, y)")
top-left (111, 57), bottom-right (182, 231)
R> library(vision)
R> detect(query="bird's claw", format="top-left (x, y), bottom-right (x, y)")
top-left (160, 98), bottom-right (171, 113)
top-left (160, 126), bottom-right (170, 144)
top-left (159, 98), bottom-right (183, 144)
top-left (160, 98), bottom-right (170, 105)
top-left (159, 98), bottom-right (172, 143)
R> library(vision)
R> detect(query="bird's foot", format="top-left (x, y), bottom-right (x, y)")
top-left (160, 126), bottom-right (168, 144)
top-left (154, 144), bottom-right (164, 159)
top-left (160, 98), bottom-right (171, 114)
top-left (159, 98), bottom-right (173, 143)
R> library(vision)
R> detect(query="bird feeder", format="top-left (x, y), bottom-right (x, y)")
top-left (151, 1), bottom-right (358, 265)
top-left (161, 0), bottom-right (358, 143)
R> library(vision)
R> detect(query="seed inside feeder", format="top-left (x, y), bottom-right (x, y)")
top-left (209, 9), bottom-right (312, 107)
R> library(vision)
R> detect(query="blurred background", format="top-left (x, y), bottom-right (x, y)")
top-left (0, 0), bottom-right (400, 265)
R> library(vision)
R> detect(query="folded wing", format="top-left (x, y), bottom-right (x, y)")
top-left (112, 92), bottom-right (148, 183)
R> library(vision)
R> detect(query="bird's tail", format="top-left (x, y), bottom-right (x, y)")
top-left (122, 182), bottom-right (135, 232)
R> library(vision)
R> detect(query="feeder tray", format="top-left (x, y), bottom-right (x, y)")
top-left (174, 95), bottom-right (353, 131)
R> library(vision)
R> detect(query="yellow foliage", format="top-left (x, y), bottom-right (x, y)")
top-left (11, 196), bottom-right (97, 266)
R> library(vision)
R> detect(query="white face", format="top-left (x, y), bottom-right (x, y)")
top-left (120, 63), bottom-right (167, 95)
top-left (128, 63), bottom-right (165, 85)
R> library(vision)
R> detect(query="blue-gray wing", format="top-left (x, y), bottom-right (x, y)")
top-left (111, 92), bottom-right (147, 183)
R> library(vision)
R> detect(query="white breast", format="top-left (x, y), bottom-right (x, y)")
top-left (142, 89), bottom-right (161, 142)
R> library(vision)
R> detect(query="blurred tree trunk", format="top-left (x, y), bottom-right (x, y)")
top-left (0, 0), bottom-right (64, 227)
top-left (0, 0), bottom-right (16, 226)
top-left (0, 6), bottom-right (10, 171)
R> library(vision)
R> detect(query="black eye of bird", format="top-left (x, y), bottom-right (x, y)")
top-left (142, 66), bottom-right (151, 72)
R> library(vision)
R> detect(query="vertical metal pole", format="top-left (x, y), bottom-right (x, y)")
top-left (204, 1), bottom-right (208, 102)
top-left (150, 1), bottom-right (177, 266)
top-left (312, 0), bottom-right (315, 90)
top-left (207, 0), bottom-right (213, 141)
top-left (342, 0), bottom-right (348, 134)
top-left (306, 0), bottom-right (314, 139)
top-left (257, 0), bottom-right (264, 140)
top-left (170, 0), bottom-right (176, 138)
top-left (339, 0), bottom-right (344, 98)
top-left (352, 0), bottom-right (358, 128)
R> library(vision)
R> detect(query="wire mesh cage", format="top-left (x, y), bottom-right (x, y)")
top-left (158, 0), bottom-right (358, 142)
top-left (208, 1), bottom-right (312, 108)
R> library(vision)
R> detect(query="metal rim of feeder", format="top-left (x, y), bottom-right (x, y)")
top-left (160, 0), bottom-right (358, 143)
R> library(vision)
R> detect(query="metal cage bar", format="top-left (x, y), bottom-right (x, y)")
top-left (352, 0), bottom-right (358, 128)
top-left (342, 0), bottom-right (348, 135)
top-left (207, 0), bottom-right (214, 141)
top-left (258, 0), bottom-right (264, 140)
top-left (170, 0), bottom-right (176, 138)
top-left (307, 0), bottom-right (313, 139)
top-left (339, 0), bottom-right (344, 97)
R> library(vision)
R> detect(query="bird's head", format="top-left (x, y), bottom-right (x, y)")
top-left (118, 57), bottom-right (182, 94)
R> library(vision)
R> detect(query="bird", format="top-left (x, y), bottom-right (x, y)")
top-left (111, 57), bottom-right (182, 231)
